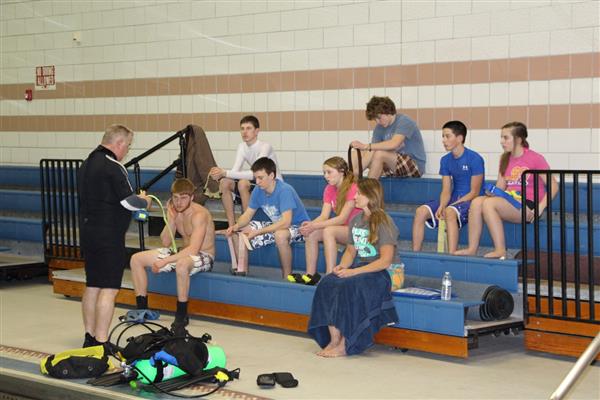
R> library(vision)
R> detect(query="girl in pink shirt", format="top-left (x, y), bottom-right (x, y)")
top-left (299, 157), bottom-right (361, 280)
top-left (455, 122), bottom-right (558, 259)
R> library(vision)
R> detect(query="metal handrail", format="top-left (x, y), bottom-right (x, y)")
top-left (521, 169), bottom-right (599, 325)
top-left (123, 126), bottom-right (188, 171)
top-left (39, 127), bottom-right (192, 262)
top-left (549, 332), bottom-right (600, 400)
top-left (123, 125), bottom-right (190, 250)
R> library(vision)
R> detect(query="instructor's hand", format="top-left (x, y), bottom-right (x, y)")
top-left (138, 191), bottom-right (152, 209)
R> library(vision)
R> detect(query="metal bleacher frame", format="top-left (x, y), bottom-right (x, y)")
top-left (521, 169), bottom-right (600, 359)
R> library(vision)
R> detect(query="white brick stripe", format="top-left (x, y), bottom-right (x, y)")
top-left (2, 129), bottom-right (598, 176)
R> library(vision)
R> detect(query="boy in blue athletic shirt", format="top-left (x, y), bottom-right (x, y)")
top-left (226, 157), bottom-right (309, 278)
top-left (412, 121), bottom-right (485, 253)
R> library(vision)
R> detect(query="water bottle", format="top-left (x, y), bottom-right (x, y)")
top-left (441, 272), bottom-right (452, 301)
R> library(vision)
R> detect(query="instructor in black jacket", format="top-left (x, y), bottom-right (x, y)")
top-left (78, 124), bottom-right (151, 347)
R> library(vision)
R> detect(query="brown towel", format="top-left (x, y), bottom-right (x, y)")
top-left (175, 124), bottom-right (220, 205)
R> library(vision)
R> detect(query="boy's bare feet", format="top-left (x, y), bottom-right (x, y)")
top-left (453, 248), bottom-right (476, 256)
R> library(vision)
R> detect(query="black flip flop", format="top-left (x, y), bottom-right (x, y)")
top-left (273, 372), bottom-right (298, 388)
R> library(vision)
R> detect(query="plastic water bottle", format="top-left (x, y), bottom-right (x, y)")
top-left (441, 272), bottom-right (452, 301)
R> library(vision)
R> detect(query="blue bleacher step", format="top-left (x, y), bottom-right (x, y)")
top-left (284, 175), bottom-right (600, 213)
top-left (144, 261), bottom-right (490, 337)
top-left (0, 189), bottom-right (43, 213)
top-left (213, 236), bottom-right (519, 293)
top-left (2, 166), bottom-right (597, 214)
top-left (0, 216), bottom-right (43, 242)
top-left (2, 164), bottom-right (598, 254)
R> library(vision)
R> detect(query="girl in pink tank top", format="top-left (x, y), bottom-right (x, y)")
top-left (297, 157), bottom-right (361, 282)
top-left (455, 122), bottom-right (558, 259)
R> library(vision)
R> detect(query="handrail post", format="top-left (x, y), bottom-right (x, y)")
top-left (549, 332), bottom-right (600, 400)
top-left (179, 130), bottom-right (187, 178)
top-left (521, 170), bottom-right (529, 321)
top-left (133, 162), bottom-right (145, 251)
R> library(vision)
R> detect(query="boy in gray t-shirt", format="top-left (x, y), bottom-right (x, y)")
top-left (350, 96), bottom-right (426, 179)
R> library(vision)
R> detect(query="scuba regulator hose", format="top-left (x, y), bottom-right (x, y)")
top-left (135, 195), bottom-right (178, 254)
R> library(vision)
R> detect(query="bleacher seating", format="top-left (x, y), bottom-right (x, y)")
top-left (2, 167), bottom-right (598, 254)
top-left (3, 165), bottom-right (596, 357)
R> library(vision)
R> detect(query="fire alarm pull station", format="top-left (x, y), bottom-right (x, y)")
top-left (25, 89), bottom-right (33, 101)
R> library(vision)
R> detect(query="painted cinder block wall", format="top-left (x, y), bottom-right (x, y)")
top-left (1, 0), bottom-right (598, 178)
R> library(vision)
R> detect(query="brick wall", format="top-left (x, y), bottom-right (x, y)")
top-left (1, 0), bottom-right (598, 176)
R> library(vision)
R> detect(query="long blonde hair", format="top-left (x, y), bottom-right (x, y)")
top-left (499, 122), bottom-right (529, 175)
top-left (357, 178), bottom-right (395, 244)
top-left (323, 156), bottom-right (356, 216)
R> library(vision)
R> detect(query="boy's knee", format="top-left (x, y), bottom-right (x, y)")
top-left (130, 253), bottom-right (145, 268)
top-left (237, 179), bottom-right (251, 192)
top-left (219, 178), bottom-right (234, 191)
top-left (414, 206), bottom-right (429, 221)
top-left (471, 197), bottom-right (484, 209)
top-left (274, 229), bottom-right (290, 246)
top-left (175, 260), bottom-right (191, 274)
top-left (444, 207), bottom-right (458, 222)
top-left (371, 150), bottom-right (384, 163)
top-left (481, 198), bottom-right (497, 213)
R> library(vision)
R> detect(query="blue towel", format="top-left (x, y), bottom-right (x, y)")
top-left (307, 269), bottom-right (399, 355)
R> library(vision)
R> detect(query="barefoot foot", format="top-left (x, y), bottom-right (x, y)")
top-left (316, 342), bottom-right (336, 357)
top-left (453, 249), bottom-right (476, 256)
top-left (322, 342), bottom-right (347, 358)
top-left (483, 250), bottom-right (506, 259)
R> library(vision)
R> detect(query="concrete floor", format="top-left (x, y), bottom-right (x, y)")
top-left (1, 277), bottom-right (598, 399)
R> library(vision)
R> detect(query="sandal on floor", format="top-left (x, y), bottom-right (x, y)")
top-left (302, 273), bottom-right (321, 286)
top-left (273, 372), bottom-right (299, 388)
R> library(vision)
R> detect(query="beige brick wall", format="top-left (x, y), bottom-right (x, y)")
top-left (0, 0), bottom-right (598, 175)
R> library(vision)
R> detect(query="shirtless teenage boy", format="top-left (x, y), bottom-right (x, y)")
top-left (130, 178), bottom-right (215, 331)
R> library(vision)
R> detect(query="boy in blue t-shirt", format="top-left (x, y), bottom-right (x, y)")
top-left (412, 121), bottom-right (485, 253)
top-left (226, 157), bottom-right (309, 278)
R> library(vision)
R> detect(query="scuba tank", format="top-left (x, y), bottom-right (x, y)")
top-left (135, 345), bottom-right (227, 384)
